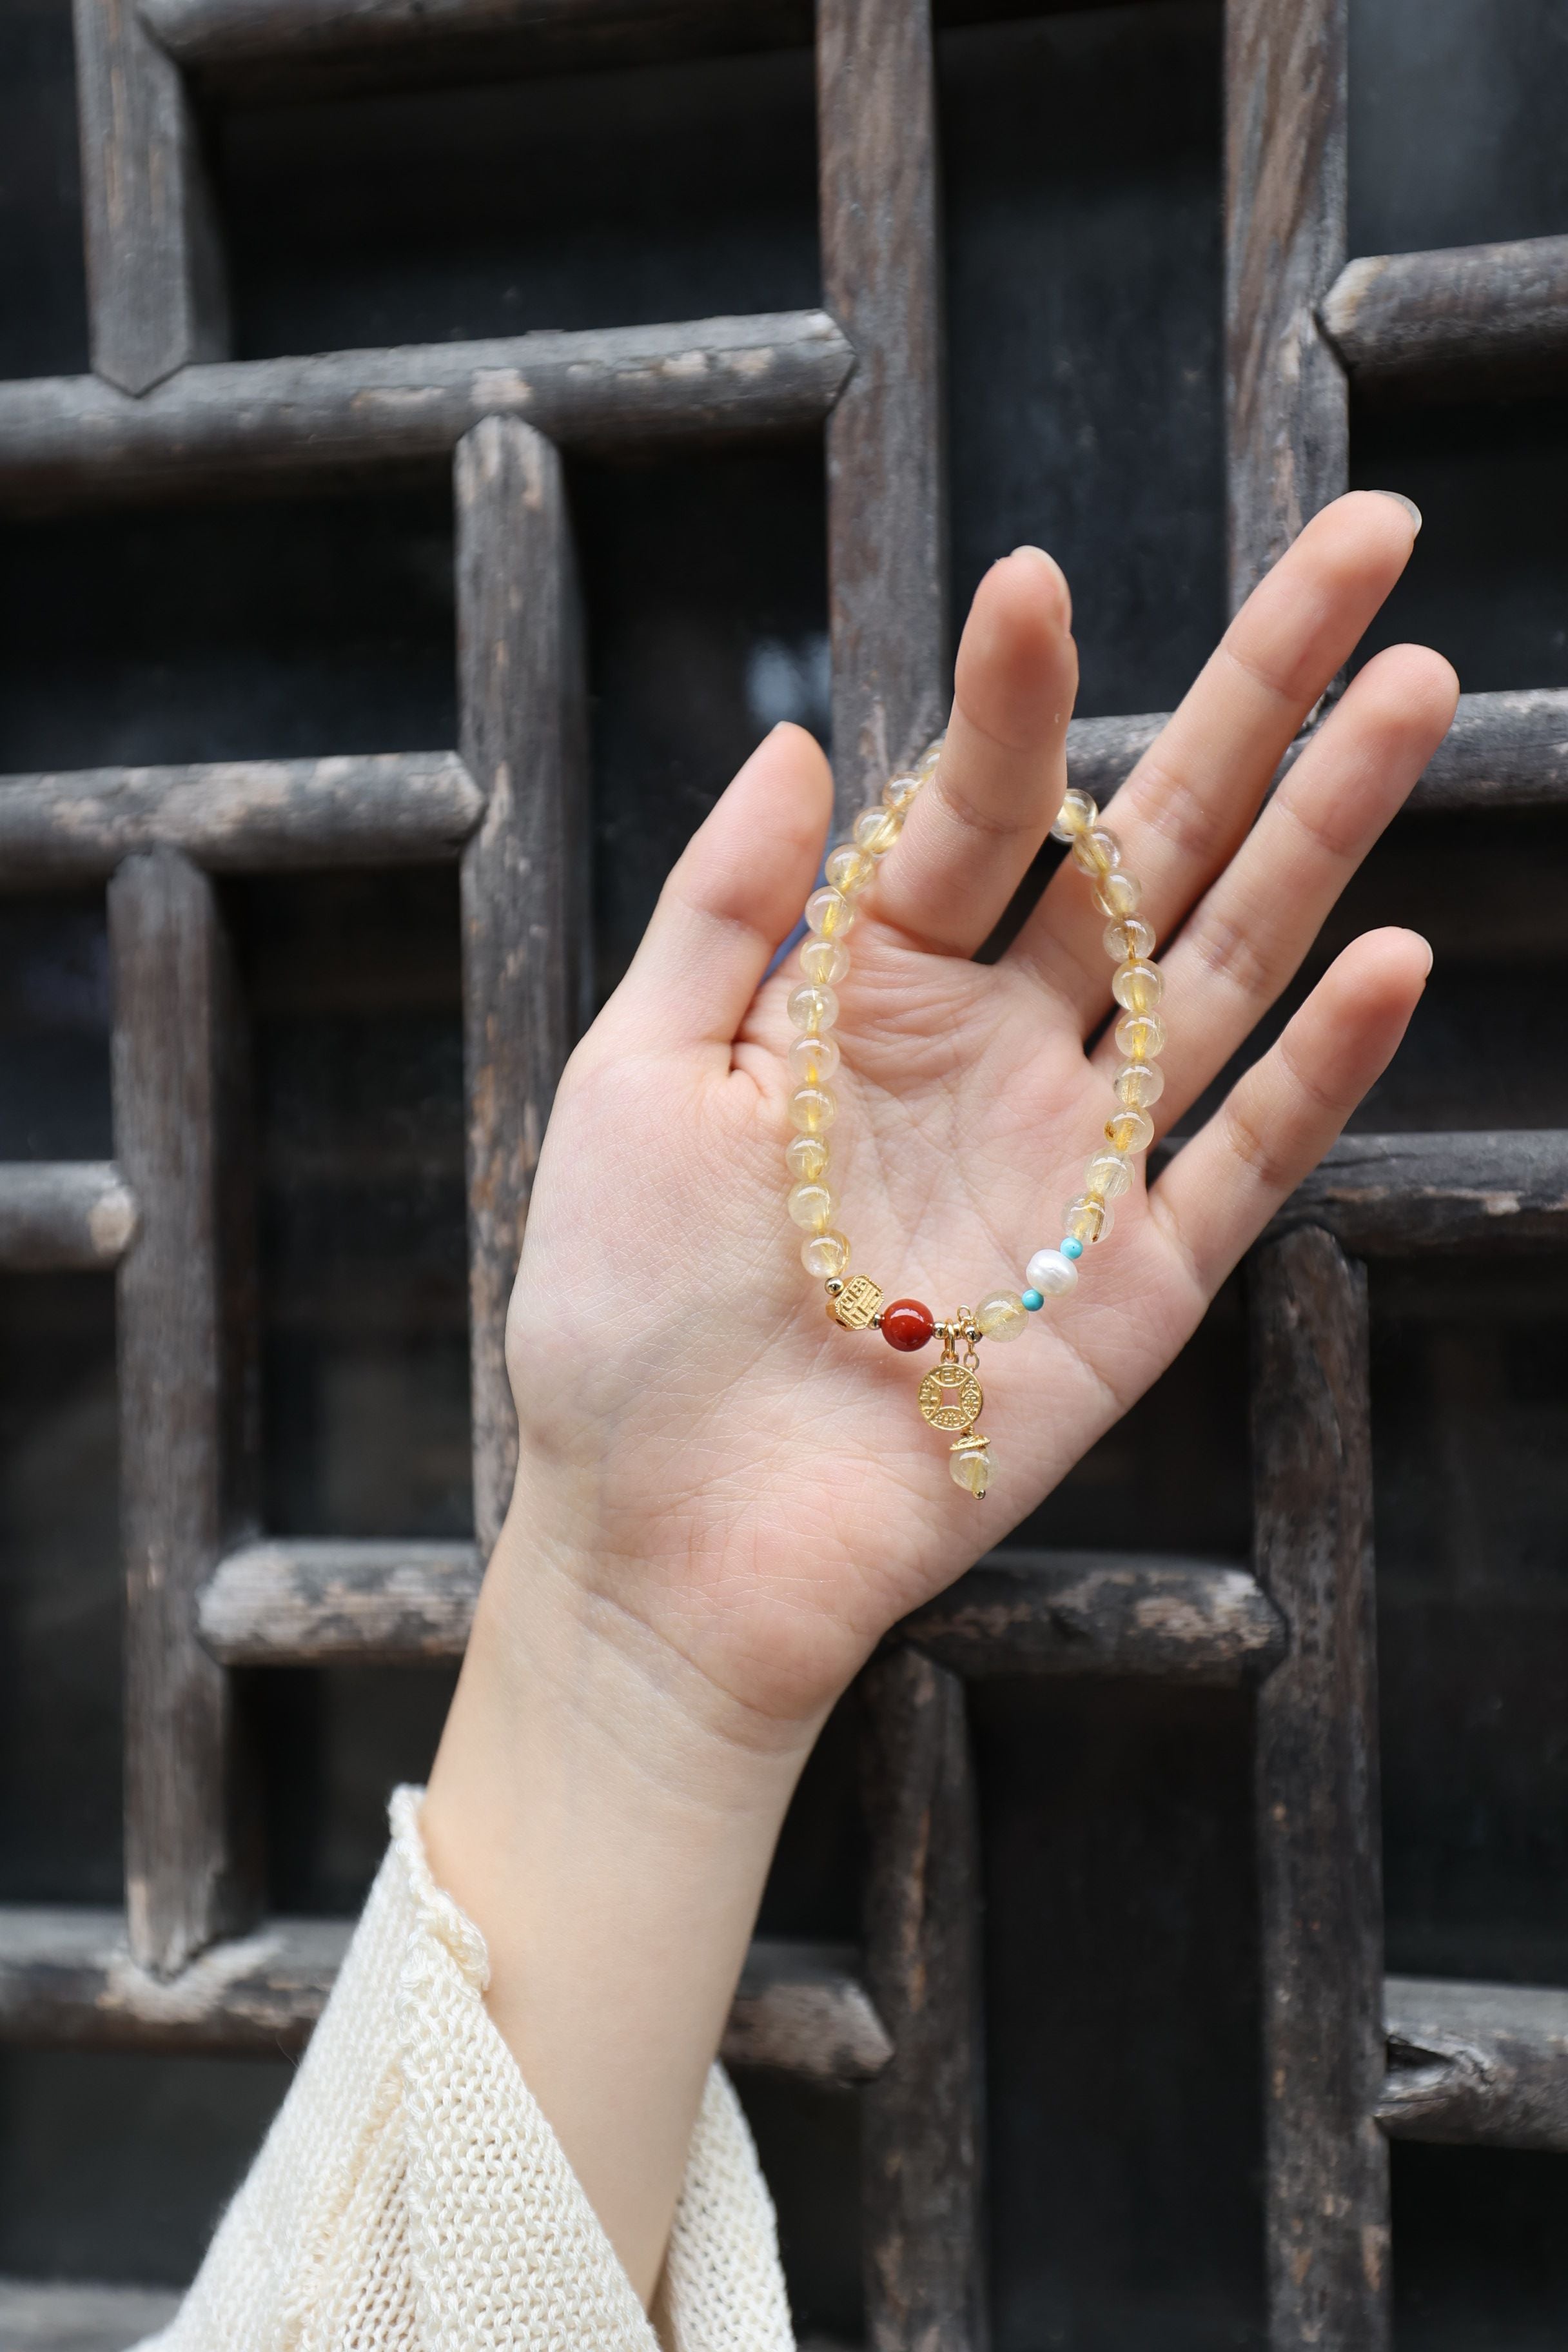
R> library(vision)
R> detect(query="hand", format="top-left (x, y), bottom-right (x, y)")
top-left (421, 491), bottom-right (1457, 2299)
top-left (495, 489), bottom-right (1455, 1739)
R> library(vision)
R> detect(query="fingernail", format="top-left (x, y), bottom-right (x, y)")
top-left (1415, 932), bottom-right (1434, 978)
top-left (1371, 490), bottom-right (1422, 534)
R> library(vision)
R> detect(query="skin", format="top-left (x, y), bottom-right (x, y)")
top-left (420, 490), bottom-right (1459, 2306)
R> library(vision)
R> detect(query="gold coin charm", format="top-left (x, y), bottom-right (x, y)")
top-left (917, 1358), bottom-right (983, 1433)
top-left (829, 1274), bottom-right (883, 1331)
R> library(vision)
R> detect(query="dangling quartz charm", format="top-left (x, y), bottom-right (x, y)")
top-left (949, 1430), bottom-right (992, 1498)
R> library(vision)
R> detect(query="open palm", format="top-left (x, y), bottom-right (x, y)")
top-left (501, 492), bottom-right (1456, 1738)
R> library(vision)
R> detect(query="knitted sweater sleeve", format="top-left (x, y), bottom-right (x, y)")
top-left (135, 1788), bottom-right (797, 2352)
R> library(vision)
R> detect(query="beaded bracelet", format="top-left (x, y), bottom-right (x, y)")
top-left (783, 741), bottom-right (1165, 1499)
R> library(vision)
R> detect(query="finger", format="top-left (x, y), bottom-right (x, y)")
top-left (1010, 489), bottom-right (1422, 1021)
top-left (1148, 926), bottom-right (1431, 1299)
top-left (604, 723), bottom-right (833, 1052)
top-left (868, 546), bottom-right (1078, 958)
top-left (1094, 642), bottom-right (1458, 1124)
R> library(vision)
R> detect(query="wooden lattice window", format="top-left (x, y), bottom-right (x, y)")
top-left (1, 1), bottom-right (1567, 2345)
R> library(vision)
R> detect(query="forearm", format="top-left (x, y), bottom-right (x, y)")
top-left (419, 1502), bottom-right (821, 2308)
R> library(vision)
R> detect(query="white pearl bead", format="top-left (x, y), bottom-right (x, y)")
top-left (1026, 1247), bottom-right (1079, 1297)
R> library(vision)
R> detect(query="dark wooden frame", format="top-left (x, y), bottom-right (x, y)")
top-left (3, 1), bottom-right (1568, 2342)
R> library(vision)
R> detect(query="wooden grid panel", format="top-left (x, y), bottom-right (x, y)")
top-left (0, 2), bottom-right (1566, 2346)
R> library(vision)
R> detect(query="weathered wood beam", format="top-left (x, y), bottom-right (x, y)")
top-left (860, 1649), bottom-right (985, 2352)
top-left (0, 1906), bottom-right (889, 2083)
top-left (1068, 689), bottom-right (1568, 812)
top-left (1322, 234), bottom-right (1568, 403)
top-left (110, 852), bottom-right (259, 1977)
top-left (139, 0), bottom-right (1161, 101)
top-left (0, 2277), bottom-right (182, 2351)
top-left (0, 1164), bottom-right (137, 1272)
top-left (901, 1549), bottom-right (1284, 1684)
top-left (73, 0), bottom-right (228, 393)
top-left (199, 1539), bottom-right (483, 1663)
top-left (0, 313), bottom-right (852, 514)
top-left (818, 0), bottom-right (946, 832)
top-left (195, 1537), bottom-right (1288, 1677)
top-left (141, 0), bottom-right (812, 97)
top-left (1274, 1130), bottom-right (1568, 1255)
top-left (1380, 1976), bottom-right (1568, 2153)
top-left (728, 1939), bottom-right (894, 2086)
top-left (1250, 1228), bottom-right (1389, 2348)
top-left (1224, 0), bottom-right (1348, 609)
top-left (456, 418), bottom-right (588, 1558)
top-left (0, 753), bottom-right (481, 885)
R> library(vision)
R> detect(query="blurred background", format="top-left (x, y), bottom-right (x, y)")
top-left (1, 0), bottom-right (1566, 2344)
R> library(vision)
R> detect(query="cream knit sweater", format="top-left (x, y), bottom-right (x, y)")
top-left (139, 1788), bottom-right (797, 2352)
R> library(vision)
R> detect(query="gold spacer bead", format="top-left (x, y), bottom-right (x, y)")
top-left (825, 1276), bottom-right (845, 1295)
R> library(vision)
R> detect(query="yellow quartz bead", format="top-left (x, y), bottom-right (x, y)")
top-left (805, 886), bottom-right (856, 937)
top-left (1103, 916), bottom-right (1155, 962)
top-left (1104, 1106), bottom-right (1155, 1155)
top-left (1112, 958), bottom-right (1164, 1014)
top-left (916, 736), bottom-right (945, 777)
top-left (787, 1180), bottom-right (836, 1231)
top-left (883, 770), bottom-right (923, 812)
top-left (1072, 823), bottom-right (1120, 878)
top-left (975, 1289), bottom-right (1028, 1342)
top-left (852, 804), bottom-right (903, 856)
top-left (1113, 1059), bottom-right (1165, 1110)
top-left (788, 981), bottom-right (839, 1032)
top-left (801, 1229), bottom-right (850, 1279)
top-left (789, 1031), bottom-right (841, 1084)
top-left (1050, 787), bottom-right (1097, 843)
top-left (1114, 1008), bottom-right (1166, 1061)
top-left (1065, 1193), bottom-right (1112, 1246)
top-left (1094, 868), bottom-right (1142, 920)
top-left (790, 1083), bottom-right (838, 1134)
top-left (1084, 1148), bottom-right (1133, 1200)
top-left (786, 1133), bottom-right (830, 1181)
top-left (799, 937), bottom-right (850, 986)
top-left (825, 843), bottom-right (877, 897)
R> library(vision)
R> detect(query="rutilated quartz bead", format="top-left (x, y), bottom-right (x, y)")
top-left (805, 885), bottom-right (856, 938)
top-left (1112, 959), bottom-right (1163, 1014)
top-left (786, 1133), bottom-right (830, 1182)
top-left (788, 981), bottom-right (839, 1033)
top-left (1102, 916), bottom-right (1155, 963)
top-left (799, 936), bottom-right (850, 987)
top-left (790, 1083), bottom-right (837, 1134)
top-left (1094, 868), bottom-right (1141, 920)
top-left (1105, 1106), bottom-right (1155, 1155)
top-left (1114, 1008), bottom-right (1166, 1061)
top-left (1050, 787), bottom-right (1097, 842)
top-left (825, 843), bottom-right (877, 897)
top-left (883, 770), bottom-right (923, 813)
top-left (801, 1230), bottom-right (850, 1279)
top-left (976, 1289), bottom-right (1028, 1342)
top-left (1072, 824), bottom-right (1119, 878)
top-left (916, 737), bottom-right (945, 777)
top-left (1084, 1148), bottom-right (1133, 1199)
top-left (788, 1031), bottom-right (840, 1085)
top-left (787, 1180), bottom-right (836, 1231)
top-left (1113, 1059), bottom-right (1165, 1110)
top-left (950, 1436), bottom-right (991, 1498)
top-left (852, 804), bottom-right (903, 856)
top-left (1065, 1193), bottom-right (1111, 1246)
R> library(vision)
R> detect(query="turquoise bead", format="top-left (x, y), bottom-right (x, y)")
top-left (1021, 1288), bottom-right (1044, 1311)
top-left (1061, 1235), bottom-right (1084, 1260)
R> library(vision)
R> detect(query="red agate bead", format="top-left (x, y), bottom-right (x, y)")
top-left (882, 1298), bottom-right (936, 1351)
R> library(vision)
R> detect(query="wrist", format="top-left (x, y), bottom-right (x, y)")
top-left (420, 1505), bottom-right (819, 2303)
